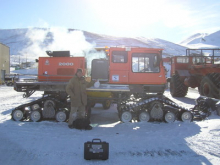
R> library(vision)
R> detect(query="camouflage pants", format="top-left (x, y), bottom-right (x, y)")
top-left (68, 106), bottom-right (85, 125)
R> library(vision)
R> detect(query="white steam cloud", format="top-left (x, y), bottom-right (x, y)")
top-left (19, 28), bottom-right (95, 61)
top-left (18, 27), bottom-right (106, 74)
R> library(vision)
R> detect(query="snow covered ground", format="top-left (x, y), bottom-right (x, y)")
top-left (0, 85), bottom-right (220, 165)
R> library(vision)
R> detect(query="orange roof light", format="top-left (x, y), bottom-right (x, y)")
top-left (105, 46), bottom-right (110, 56)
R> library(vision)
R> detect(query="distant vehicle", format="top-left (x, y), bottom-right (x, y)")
top-left (167, 49), bottom-right (220, 99)
top-left (2, 73), bottom-right (19, 86)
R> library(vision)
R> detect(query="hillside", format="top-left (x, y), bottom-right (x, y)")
top-left (180, 30), bottom-right (220, 49)
top-left (0, 28), bottom-right (187, 58)
top-left (1, 28), bottom-right (220, 62)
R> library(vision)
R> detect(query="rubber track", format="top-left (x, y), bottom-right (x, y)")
top-left (120, 96), bottom-right (207, 119)
top-left (13, 96), bottom-right (67, 111)
top-left (122, 96), bottom-right (188, 110)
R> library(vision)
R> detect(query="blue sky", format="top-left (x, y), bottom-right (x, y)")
top-left (0, 0), bottom-right (220, 43)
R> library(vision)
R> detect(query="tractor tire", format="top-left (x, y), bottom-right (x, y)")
top-left (209, 73), bottom-right (220, 88)
top-left (200, 76), bottom-right (218, 98)
top-left (200, 77), bottom-right (212, 97)
top-left (170, 75), bottom-right (188, 97)
top-left (198, 86), bottom-right (203, 95)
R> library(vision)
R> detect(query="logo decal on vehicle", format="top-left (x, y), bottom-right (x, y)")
top-left (112, 75), bottom-right (119, 82)
top-left (59, 62), bottom-right (74, 66)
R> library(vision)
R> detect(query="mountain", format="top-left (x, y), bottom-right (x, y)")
top-left (0, 28), bottom-right (187, 58)
top-left (1, 28), bottom-right (219, 59)
top-left (180, 30), bottom-right (220, 49)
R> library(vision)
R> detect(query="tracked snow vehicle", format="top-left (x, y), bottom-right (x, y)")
top-left (11, 47), bottom-right (215, 123)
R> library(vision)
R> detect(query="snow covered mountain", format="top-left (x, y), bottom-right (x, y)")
top-left (0, 28), bottom-right (187, 58)
top-left (180, 30), bottom-right (220, 49)
top-left (1, 28), bottom-right (219, 60)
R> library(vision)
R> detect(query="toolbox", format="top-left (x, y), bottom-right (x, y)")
top-left (84, 139), bottom-right (109, 160)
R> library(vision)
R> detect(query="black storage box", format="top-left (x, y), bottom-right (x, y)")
top-left (84, 139), bottom-right (109, 160)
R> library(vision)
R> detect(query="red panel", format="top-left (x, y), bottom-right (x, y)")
top-left (109, 71), bottom-right (129, 84)
top-left (128, 71), bottom-right (166, 84)
top-left (38, 57), bottom-right (85, 82)
top-left (108, 47), bottom-right (166, 85)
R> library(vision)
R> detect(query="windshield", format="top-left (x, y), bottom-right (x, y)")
top-left (132, 53), bottom-right (159, 72)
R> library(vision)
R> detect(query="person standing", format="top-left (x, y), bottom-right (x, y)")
top-left (66, 68), bottom-right (92, 129)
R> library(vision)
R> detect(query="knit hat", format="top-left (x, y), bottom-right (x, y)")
top-left (76, 68), bottom-right (83, 73)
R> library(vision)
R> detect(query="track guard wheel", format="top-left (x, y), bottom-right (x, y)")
top-left (12, 110), bottom-right (24, 121)
top-left (181, 111), bottom-right (193, 122)
top-left (138, 111), bottom-right (150, 122)
top-left (164, 111), bottom-right (176, 123)
top-left (55, 111), bottom-right (67, 122)
top-left (30, 110), bottom-right (41, 122)
top-left (121, 111), bottom-right (132, 123)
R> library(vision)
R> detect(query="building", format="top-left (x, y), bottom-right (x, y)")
top-left (0, 43), bottom-right (10, 84)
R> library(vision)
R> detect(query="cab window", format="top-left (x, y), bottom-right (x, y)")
top-left (112, 51), bottom-right (128, 63)
top-left (176, 57), bottom-right (189, 63)
top-left (132, 53), bottom-right (159, 72)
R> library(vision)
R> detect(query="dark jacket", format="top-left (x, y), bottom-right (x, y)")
top-left (66, 76), bottom-right (92, 107)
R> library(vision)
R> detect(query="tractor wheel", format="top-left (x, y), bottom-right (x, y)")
top-left (12, 110), bottom-right (24, 121)
top-left (200, 76), bottom-right (216, 98)
top-left (181, 111), bottom-right (193, 122)
top-left (138, 111), bottom-right (150, 122)
top-left (30, 110), bottom-right (41, 122)
top-left (149, 101), bottom-right (164, 120)
top-left (210, 73), bottom-right (220, 88)
top-left (121, 111), bottom-right (132, 123)
top-left (164, 111), bottom-right (176, 123)
top-left (170, 75), bottom-right (188, 97)
top-left (102, 100), bottom-right (111, 110)
top-left (55, 111), bottom-right (67, 122)
top-left (198, 86), bottom-right (203, 95)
